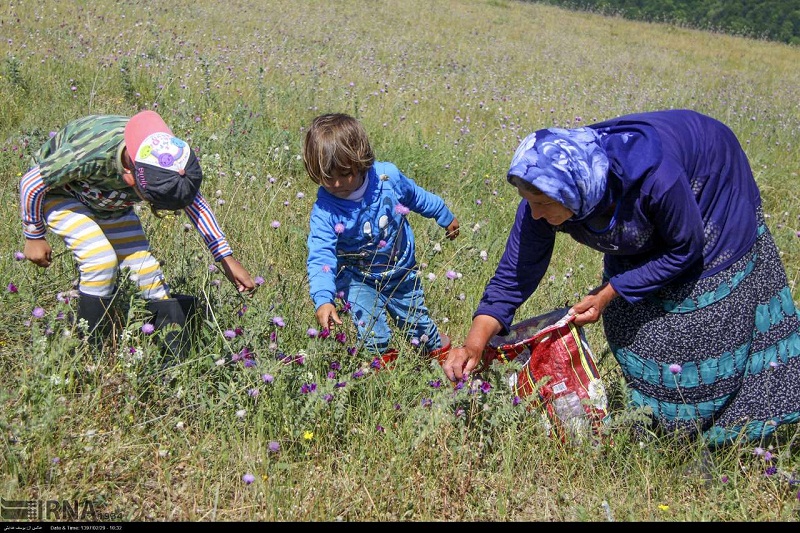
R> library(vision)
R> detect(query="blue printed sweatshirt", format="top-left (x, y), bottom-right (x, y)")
top-left (307, 161), bottom-right (456, 310)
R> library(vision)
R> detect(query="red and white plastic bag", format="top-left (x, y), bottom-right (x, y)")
top-left (482, 308), bottom-right (609, 443)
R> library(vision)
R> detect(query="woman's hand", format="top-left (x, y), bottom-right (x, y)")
top-left (569, 282), bottom-right (618, 327)
top-left (24, 238), bottom-right (53, 268)
top-left (442, 315), bottom-right (502, 382)
top-left (220, 256), bottom-right (256, 293)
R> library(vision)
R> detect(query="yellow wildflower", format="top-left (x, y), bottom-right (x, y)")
top-left (303, 430), bottom-right (314, 440)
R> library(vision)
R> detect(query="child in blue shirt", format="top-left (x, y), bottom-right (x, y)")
top-left (303, 113), bottom-right (460, 366)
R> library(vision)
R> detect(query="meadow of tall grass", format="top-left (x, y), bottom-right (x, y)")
top-left (1, 0), bottom-right (799, 522)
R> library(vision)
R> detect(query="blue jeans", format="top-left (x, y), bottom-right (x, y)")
top-left (339, 269), bottom-right (442, 355)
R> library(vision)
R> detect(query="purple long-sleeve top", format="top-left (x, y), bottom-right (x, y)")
top-left (477, 109), bottom-right (762, 334)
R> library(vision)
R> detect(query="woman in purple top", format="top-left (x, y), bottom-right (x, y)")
top-left (443, 109), bottom-right (800, 447)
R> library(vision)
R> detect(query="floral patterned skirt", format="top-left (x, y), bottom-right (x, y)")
top-left (603, 212), bottom-right (800, 447)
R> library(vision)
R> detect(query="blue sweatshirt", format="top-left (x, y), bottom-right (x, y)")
top-left (478, 109), bottom-right (762, 334)
top-left (307, 161), bottom-right (456, 310)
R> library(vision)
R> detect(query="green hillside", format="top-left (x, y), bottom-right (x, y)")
top-left (1, 0), bottom-right (799, 522)
top-left (532, 0), bottom-right (800, 44)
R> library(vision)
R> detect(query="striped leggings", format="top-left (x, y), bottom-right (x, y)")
top-left (44, 195), bottom-right (169, 299)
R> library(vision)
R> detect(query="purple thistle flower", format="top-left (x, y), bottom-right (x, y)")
top-left (272, 316), bottom-right (285, 327)
top-left (7, 282), bottom-right (18, 293)
top-left (243, 359), bottom-right (256, 368)
top-left (141, 323), bottom-right (155, 334)
top-left (307, 327), bottom-right (318, 338)
top-left (248, 388), bottom-right (259, 397)
top-left (446, 270), bottom-right (457, 280)
top-left (480, 381), bottom-right (492, 393)
top-left (352, 368), bottom-right (366, 379)
top-left (334, 222), bottom-right (345, 234)
top-left (335, 332), bottom-right (347, 344)
top-left (208, 264), bottom-right (218, 273)
top-left (765, 466), bottom-right (778, 476)
top-left (224, 329), bottom-right (237, 339)
top-left (271, 220), bottom-right (281, 229)
top-left (455, 408), bottom-right (465, 418)
top-left (323, 393), bottom-right (334, 403)
top-left (370, 357), bottom-right (381, 369)
top-left (721, 475), bottom-right (729, 483)
top-left (421, 398), bottom-right (433, 408)
top-left (347, 346), bottom-right (357, 356)
top-left (254, 276), bottom-right (265, 286)
top-left (300, 382), bottom-right (317, 394)
top-left (394, 403), bottom-right (401, 411)
top-left (262, 373), bottom-right (274, 383)
top-left (14, 251), bottom-right (25, 261)
top-left (334, 381), bottom-right (347, 388)
top-left (327, 371), bottom-right (337, 379)
top-left (669, 363), bottom-right (682, 375)
top-left (268, 441), bottom-right (280, 452)
top-left (319, 328), bottom-right (331, 340)
top-left (330, 361), bottom-right (341, 370)
top-left (242, 473), bottom-right (255, 485)
top-left (512, 396), bottom-right (521, 406)
top-left (32, 307), bottom-right (45, 318)
top-left (394, 203), bottom-right (410, 216)
top-left (238, 305), bottom-right (247, 317)
top-left (376, 424), bottom-right (385, 433)
top-left (428, 379), bottom-right (443, 389)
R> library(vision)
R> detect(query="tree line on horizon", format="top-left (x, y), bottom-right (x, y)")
top-left (529, 0), bottom-right (800, 45)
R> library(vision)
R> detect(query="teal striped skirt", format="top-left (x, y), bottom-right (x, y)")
top-left (604, 213), bottom-right (800, 447)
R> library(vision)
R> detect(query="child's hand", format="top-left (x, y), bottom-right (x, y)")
top-left (445, 218), bottom-right (460, 240)
top-left (315, 303), bottom-right (342, 330)
top-left (24, 237), bottom-right (53, 268)
top-left (220, 256), bottom-right (256, 294)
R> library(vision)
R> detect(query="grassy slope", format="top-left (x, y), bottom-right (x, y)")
top-left (1, 0), bottom-right (799, 522)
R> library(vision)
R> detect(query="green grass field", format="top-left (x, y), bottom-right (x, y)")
top-left (1, 0), bottom-right (799, 522)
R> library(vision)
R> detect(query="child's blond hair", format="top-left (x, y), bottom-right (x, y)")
top-left (303, 113), bottom-right (375, 185)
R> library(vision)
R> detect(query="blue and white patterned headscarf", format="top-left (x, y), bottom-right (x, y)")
top-left (507, 127), bottom-right (609, 220)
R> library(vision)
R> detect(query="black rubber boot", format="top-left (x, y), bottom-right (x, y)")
top-left (145, 294), bottom-right (199, 366)
top-left (76, 292), bottom-right (118, 350)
